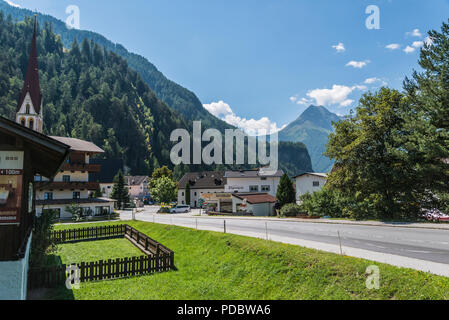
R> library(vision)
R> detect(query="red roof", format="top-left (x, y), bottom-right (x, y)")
top-left (233, 193), bottom-right (276, 204)
top-left (17, 20), bottom-right (42, 114)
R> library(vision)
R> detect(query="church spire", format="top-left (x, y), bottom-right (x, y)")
top-left (16, 15), bottom-right (43, 133)
top-left (17, 15), bottom-right (42, 114)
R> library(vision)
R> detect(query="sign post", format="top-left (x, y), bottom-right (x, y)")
top-left (0, 151), bottom-right (24, 225)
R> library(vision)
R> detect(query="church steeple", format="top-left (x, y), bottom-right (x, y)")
top-left (16, 15), bottom-right (43, 133)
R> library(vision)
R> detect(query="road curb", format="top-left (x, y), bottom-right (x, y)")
top-left (176, 214), bottom-right (449, 231)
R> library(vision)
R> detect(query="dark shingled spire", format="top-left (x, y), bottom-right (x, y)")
top-left (17, 16), bottom-right (42, 114)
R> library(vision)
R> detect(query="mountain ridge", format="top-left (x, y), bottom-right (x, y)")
top-left (0, 1), bottom-right (234, 132)
top-left (279, 105), bottom-right (343, 173)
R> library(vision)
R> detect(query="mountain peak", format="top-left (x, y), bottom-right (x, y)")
top-left (278, 105), bottom-right (343, 173)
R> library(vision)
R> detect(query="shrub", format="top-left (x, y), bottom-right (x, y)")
top-left (30, 210), bottom-right (58, 268)
top-left (299, 188), bottom-right (348, 218)
top-left (280, 203), bottom-right (303, 217)
top-left (158, 207), bottom-right (171, 214)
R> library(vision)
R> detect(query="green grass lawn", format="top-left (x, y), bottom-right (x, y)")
top-left (41, 220), bottom-right (449, 300)
top-left (56, 238), bottom-right (143, 265)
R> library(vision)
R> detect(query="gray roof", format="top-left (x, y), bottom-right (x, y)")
top-left (179, 171), bottom-right (226, 190)
top-left (50, 136), bottom-right (104, 153)
top-left (125, 176), bottom-right (149, 186)
top-left (225, 169), bottom-right (284, 178)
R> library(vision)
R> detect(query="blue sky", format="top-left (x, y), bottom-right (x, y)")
top-left (4, 0), bottom-right (449, 134)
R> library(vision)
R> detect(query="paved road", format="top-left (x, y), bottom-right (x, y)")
top-left (121, 207), bottom-right (449, 271)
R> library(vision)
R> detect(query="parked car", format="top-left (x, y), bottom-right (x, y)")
top-left (170, 205), bottom-right (191, 214)
top-left (422, 209), bottom-right (449, 222)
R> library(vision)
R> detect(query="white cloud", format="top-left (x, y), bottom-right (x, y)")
top-left (406, 29), bottom-right (422, 38)
top-left (412, 41), bottom-right (424, 48)
top-left (385, 43), bottom-right (400, 50)
top-left (364, 77), bottom-right (388, 87)
top-left (203, 101), bottom-right (285, 136)
top-left (403, 45), bottom-right (415, 54)
top-left (295, 97), bottom-right (312, 106)
top-left (364, 77), bottom-right (380, 84)
top-left (203, 100), bottom-right (233, 118)
top-left (332, 43), bottom-right (346, 53)
top-left (4, 0), bottom-right (21, 7)
top-left (346, 60), bottom-right (369, 69)
top-left (306, 84), bottom-right (366, 108)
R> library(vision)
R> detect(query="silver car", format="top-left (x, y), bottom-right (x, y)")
top-left (170, 205), bottom-right (191, 214)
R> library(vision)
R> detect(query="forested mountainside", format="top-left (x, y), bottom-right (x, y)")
top-left (0, 10), bottom-right (313, 178)
top-left (0, 15), bottom-right (187, 174)
top-left (0, 1), bottom-right (233, 132)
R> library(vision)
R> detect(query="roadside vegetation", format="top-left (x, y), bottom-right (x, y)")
top-left (40, 221), bottom-right (449, 300)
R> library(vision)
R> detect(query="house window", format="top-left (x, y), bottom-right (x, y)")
top-left (313, 181), bottom-right (320, 187)
top-left (182, 192), bottom-right (184, 196)
top-left (63, 175), bottom-right (71, 182)
top-left (26, 104), bottom-right (30, 114)
top-left (73, 192), bottom-right (81, 199)
top-left (20, 118), bottom-right (26, 126)
top-left (28, 118), bottom-right (34, 129)
top-left (261, 185), bottom-right (270, 192)
top-left (34, 175), bottom-right (42, 182)
top-left (261, 177), bottom-right (267, 181)
top-left (44, 192), bottom-right (53, 200)
top-left (249, 185), bottom-right (259, 192)
top-left (194, 192), bottom-right (197, 196)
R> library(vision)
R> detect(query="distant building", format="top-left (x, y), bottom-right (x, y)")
top-left (294, 173), bottom-right (328, 201)
top-left (178, 172), bottom-right (226, 208)
top-left (232, 193), bottom-right (276, 216)
top-left (224, 168), bottom-right (284, 198)
top-left (177, 169), bottom-right (283, 216)
top-left (89, 158), bottom-right (125, 199)
top-left (125, 176), bottom-right (150, 201)
top-left (14, 21), bottom-right (115, 219)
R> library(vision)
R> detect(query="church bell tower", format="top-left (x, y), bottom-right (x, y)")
top-left (15, 16), bottom-right (43, 133)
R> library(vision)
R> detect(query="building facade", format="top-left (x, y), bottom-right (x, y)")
top-left (294, 173), bottom-right (328, 202)
top-left (34, 138), bottom-right (115, 219)
top-left (177, 172), bottom-right (226, 208)
top-left (224, 169), bottom-right (284, 197)
top-left (125, 176), bottom-right (150, 201)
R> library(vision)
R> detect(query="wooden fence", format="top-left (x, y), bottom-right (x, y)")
top-left (50, 225), bottom-right (126, 243)
top-left (28, 254), bottom-right (173, 289)
top-left (124, 225), bottom-right (173, 256)
top-left (30, 224), bottom-right (175, 289)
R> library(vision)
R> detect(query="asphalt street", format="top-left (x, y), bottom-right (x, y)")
top-left (121, 207), bottom-right (449, 266)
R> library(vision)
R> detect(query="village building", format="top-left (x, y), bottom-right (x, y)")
top-left (224, 168), bottom-right (284, 197)
top-left (0, 116), bottom-right (70, 299)
top-left (232, 193), bottom-right (276, 216)
top-left (34, 137), bottom-right (115, 218)
top-left (13, 21), bottom-right (115, 220)
top-left (177, 171), bottom-right (226, 208)
top-left (89, 158), bottom-right (125, 199)
top-left (294, 172), bottom-right (328, 202)
top-left (125, 176), bottom-right (150, 202)
top-left (177, 169), bottom-right (282, 216)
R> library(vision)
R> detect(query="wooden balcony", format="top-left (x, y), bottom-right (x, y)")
top-left (35, 181), bottom-right (100, 191)
top-left (60, 163), bottom-right (101, 173)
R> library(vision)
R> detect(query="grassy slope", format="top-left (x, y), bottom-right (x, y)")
top-left (47, 221), bottom-right (449, 300)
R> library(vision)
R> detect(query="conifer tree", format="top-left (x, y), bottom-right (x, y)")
top-left (111, 170), bottom-right (130, 209)
top-left (276, 173), bottom-right (296, 208)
